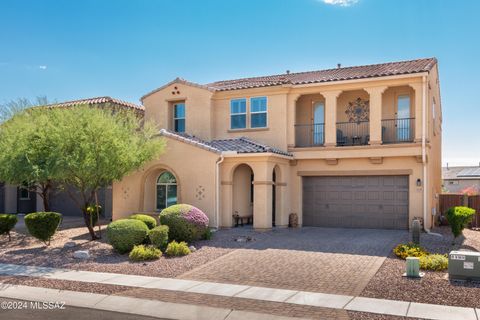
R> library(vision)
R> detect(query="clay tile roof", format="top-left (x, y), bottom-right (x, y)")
top-left (206, 58), bottom-right (437, 91)
top-left (159, 129), bottom-right (292, 157)
top-left (43, 96), bottom-right (144, 112)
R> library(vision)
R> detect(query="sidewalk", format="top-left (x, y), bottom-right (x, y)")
top-left (0, 263), bottom-right (477, 320)
top-left (0, 284), bottom-right (300, 320)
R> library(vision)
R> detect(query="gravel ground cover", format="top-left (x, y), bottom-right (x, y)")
top-left (0, 225), bottom-right (257, 278)
top-left (361, 226), bottom-right (480, 308)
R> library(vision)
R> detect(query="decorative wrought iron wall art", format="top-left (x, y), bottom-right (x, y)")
top-left (345, 98), bottom-right (369, 122)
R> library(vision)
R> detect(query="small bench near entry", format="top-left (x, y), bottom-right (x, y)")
top-left (233, 213), bottom-right (253, 227)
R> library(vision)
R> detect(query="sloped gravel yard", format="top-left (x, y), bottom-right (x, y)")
top-left (0, 225), bottom-right (251, 278)
top-left (361, 226), bottom-right (480, 308)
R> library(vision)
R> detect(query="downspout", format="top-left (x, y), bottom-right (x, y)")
top-left (215, 153), bottom-right (225, 229)
top-left (422, 75), bottom-right (428, 232)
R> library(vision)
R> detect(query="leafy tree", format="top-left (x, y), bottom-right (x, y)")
top-left (52, 105), bottom-right (164, 240)
top-left (0, 108), bottom-right (60, 210)
top-left (0, 96), bottom-right (50, 123)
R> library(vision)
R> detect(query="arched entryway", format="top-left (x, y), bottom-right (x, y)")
top-left (156, 171), bottom-right (177, 211)
top-left (232, 164), bottom-right (254, 226)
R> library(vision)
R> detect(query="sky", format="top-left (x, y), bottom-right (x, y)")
top-left (0, 0), bottom-right (479, 166)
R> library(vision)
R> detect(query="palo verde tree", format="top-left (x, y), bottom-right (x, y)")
top-left (0, 107), bottom-right (60, 210)
top-left (52, 105), bottom-right (165, 240)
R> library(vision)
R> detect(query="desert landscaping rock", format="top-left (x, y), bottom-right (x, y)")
top-left (64, 241), bottom-right (76, 248)
top-left (189, 245), bottom-right (196, 252)
top-left (361, 226), bottom-right (480, 308)
top-left (73, 250), bottom-right (90, 259)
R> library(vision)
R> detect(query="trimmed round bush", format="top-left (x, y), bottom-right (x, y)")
top-left (129, 214), bottom-right (157, 230)
top-left (107, 219), bottom-right (149, 254)
top-left (24, 212), bottom-right (62, 245)
top-left (0, 214), bottom-right (18, 241)
top-left (165, 241), bottom-right (191, 257)
top-left (447, 206), bottom-right (476, 239)
top-left (148, 225), bottom-right (169, 250)
top-left (129, 245), bottom-right (161, 261)
top-left (159, 204), bottom-right (209, 242)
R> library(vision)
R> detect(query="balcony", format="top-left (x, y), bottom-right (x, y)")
top-left (336, 121), bottom-right (369, 146)
top-left (294, 123), bottom-right (325, 147)
top-left (381, 118), bottom-right (415, 144)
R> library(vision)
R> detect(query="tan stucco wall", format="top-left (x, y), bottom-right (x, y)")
top-left (112, 137), bottom-right (218, 225)
top-left (113, 67), bottom-right (441, 231)
top-left (143, 82), bottom-right (214, 140)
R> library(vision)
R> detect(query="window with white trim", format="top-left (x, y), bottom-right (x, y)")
top-left (173, 103), bottom-right (185, 133)
top-left (156, 171), bottom-right (177, 211)
top-left (250, 97), bottom-right (267, 128)
top-left (230, 99), bottom-right (247, 129)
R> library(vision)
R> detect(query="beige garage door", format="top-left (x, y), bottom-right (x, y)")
top-left (303, 176), bottom-right (409, 229)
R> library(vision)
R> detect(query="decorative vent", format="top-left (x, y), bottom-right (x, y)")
top-left (121, 186), bottom-right (130, 200)
top-left (195, 186), bottom-right (205, 200)
top-left (171, 86), bottom-right (181, 95)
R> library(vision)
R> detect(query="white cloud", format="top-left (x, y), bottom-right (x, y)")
top-left (38, 65), bottom-right (47, 70)
top-left (321, 0), bottom-right (359, 7)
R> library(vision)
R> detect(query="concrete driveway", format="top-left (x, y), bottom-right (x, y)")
top-left (181, 227), bottom-right (406, 296)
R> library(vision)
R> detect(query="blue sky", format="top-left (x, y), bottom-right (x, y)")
top-left (0, 0), bottom-right (478, 166)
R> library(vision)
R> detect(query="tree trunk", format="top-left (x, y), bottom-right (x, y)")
top-left (83, 208), bottom-right (98, 240)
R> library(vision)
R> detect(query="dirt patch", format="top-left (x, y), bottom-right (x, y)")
top-left (361, 227), bottom-right (480, 308)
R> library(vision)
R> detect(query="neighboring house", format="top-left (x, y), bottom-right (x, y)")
top-left (112, 57), bottom-right (442, 231)
top-left (442, 166), bottom-right (480, 193)
top-left (0, 97), bottom-right (144, 218)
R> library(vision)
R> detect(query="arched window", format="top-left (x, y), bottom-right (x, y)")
top-left (156, 171), bottom-right (177, 211)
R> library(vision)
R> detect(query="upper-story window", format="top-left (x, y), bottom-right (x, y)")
top-left (173, 103), bottom-right (185, 133)
top-left (250, 97), bottom-right (267, 128)
top-left (230, 99), bottom-right (247, 129)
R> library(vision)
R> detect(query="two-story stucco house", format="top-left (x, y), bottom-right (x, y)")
top-left (112, 57), bottom-right (442, 231)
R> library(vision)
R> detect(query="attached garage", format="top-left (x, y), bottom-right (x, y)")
top-left (302, 175), bottom-right (409, 229)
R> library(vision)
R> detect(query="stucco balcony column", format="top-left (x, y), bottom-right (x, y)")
top-left (365, 86), bottom-right (388, 145)
top-left (322, 90), bottom-right (342, 146)
top-left (287, 93), bottom-right (301, 148)
top-left (410, 82), bottom-right (423, 142)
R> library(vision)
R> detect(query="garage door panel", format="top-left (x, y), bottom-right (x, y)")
top-left (303, 175), bottom-right (409, 230)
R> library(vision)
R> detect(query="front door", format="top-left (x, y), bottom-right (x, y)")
top-left (312, 102), bottom-right (325, 145)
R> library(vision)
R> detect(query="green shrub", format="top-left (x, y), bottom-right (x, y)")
top-left (129, 245), bottom-right (161, 261)
top-left (0, 214), bottom-right (18, 241)
top-left (106, 219), bottom-right (149, 254)
top-left (129, 214), bottom-right (157, 230)
top-left (419, 254), bottom-right (448, 271)
top-left (393, 242), bottom-right (429, 259)
top-left (24, 212), bottom-right (62, 245)
top-left (85, 204), bottom-right (101, 227)
top-left (201, 228), bottom-right (213, 240)
top-left (447, 206), bottom-right (476, 238)
top-left (165, 240), bottom-right (191, 257)
top-left (159, 204), bottom-right (209, 242)
top-left (148, 225), bottom-right (169, 250)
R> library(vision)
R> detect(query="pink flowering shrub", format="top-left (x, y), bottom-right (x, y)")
top-left (159, 204), bottom-right (209, 242)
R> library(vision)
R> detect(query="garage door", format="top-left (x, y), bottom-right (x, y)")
top-left (303, 176), bottom-right (409, 229)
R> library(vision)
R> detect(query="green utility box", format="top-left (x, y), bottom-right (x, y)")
top-left (448, 251), bottom-right (480, 281)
